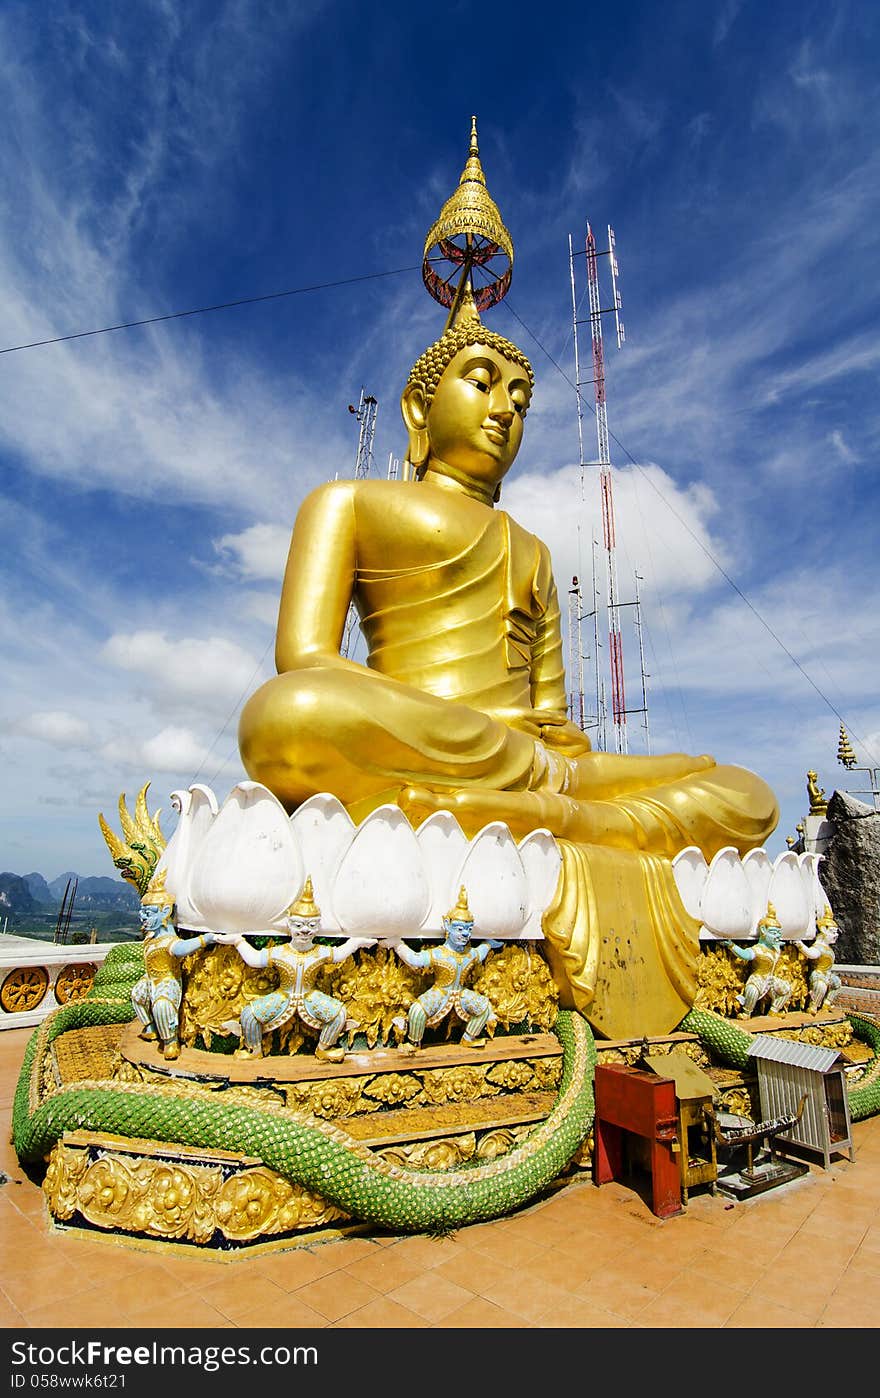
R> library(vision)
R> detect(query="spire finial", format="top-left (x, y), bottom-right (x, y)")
top-left (421, 116), bottom-right (513, 315)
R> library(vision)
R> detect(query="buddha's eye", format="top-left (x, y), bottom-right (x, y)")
top-left (467, 374), bottom-right (491, 393)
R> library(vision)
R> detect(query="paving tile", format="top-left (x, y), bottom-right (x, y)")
top-left (294, 1272), bottom-right (382, 1322)
top-left (724, 1294), bottom-right (814, 1328)
top-left (337, 1247), bottom-right (426, 1293)
top-left (381, 1233), bottom-right (468, 1269)
top-left (252, 1247), bottom-right (344, 1290)
top-left (386, 1271), bottom-right (474, 1322)
top-left (481, 1270), bottom-right (577, 1324)
top-left (332, 1296), bottom-right (430, 1327)
top-left (19, 1286), bottom-right (137, 1329)
top-left (433, 1296), bottom-right (535, 1327)
top-left (232, 1293), bottom-right (330, 1328)
top-left (197, 1273), bottom-right (288, 1322)
top-left (536, 1293), bottom-right (632, 1327)
top-left (121, 1297), bottom-right (235, 1328)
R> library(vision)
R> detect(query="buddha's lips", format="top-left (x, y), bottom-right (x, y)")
top-left (483, 425), bottom-right (509, 445)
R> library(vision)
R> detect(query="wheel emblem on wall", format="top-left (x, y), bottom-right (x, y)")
top-left (54, 963), bottom-right (97, 1006)
top-left (1, 966), bottom-right (50, 1013)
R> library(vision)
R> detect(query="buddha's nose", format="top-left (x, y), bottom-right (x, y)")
top-left (489, 397), bottom-right (515, 423)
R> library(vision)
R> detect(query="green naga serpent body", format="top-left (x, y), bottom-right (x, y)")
top-left (14, 950), bottom-right (880, 1235)
top-left (681, 1007), bottom-right (880, 1121)
top-left (13, 946), bottom-right (597, 1233)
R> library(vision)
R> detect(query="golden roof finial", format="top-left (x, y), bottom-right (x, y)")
top-left (286, 875), bottom-right (321, 920)
top-left (837, 723), bottom-right (857, 770)
top-left (422, 115), bottom-right (514, 323)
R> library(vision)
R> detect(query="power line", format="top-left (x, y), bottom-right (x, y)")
top-left (0, 265), bottom-right (420, 356)
top-left (9, 249), bottom-right (872, 770)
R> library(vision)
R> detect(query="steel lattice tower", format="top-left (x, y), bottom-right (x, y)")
top-left (340, 389), bottom-right (378, 659)
top-left (568, 222), bottom-right (649, 754)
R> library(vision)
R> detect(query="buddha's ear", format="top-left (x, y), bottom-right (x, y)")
top-left (401, 383), bottom-right (430, 469)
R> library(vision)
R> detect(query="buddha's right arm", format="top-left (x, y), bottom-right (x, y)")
top-left (275, 481), bottom-right (361, 674)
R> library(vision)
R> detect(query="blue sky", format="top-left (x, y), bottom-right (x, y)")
top-left (1, 0), bottom-right (878, 879)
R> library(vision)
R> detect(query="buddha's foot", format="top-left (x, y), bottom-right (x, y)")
top-left (315, 1046), bottom-right (345, 1063)
top-left (399, 782), bottom-right (579, 840)
top-left (234, 1047), bottom-right (261, 1060)
top-left (138, 1029), bottom-right (158, 1043)
top-left (461, 1036), bottom-right (486, 1048)
top-left (163, 1039), bottom-right (180, 1061)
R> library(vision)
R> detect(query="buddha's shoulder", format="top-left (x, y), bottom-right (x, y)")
top-left (302, 477), bottom-right (413, 508)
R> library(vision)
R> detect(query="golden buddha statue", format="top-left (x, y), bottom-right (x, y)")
top-left (239, 120), bottom-right (778, 1039)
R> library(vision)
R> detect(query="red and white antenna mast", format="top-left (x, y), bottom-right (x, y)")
top-left (586, 222), bottom-right (627, 752)
top-left (568, 222), bottom-right (649, 755)
top-left (340, 388), bottom-right (378, 660)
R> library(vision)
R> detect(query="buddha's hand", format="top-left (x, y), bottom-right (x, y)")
top-left (212, 932), bottom-right (241, 945)
top-left (505, 710), bottom-right (592, 755)
top-left (533, 713), bottom-right (594, 756)
top-left (484, 939), bottom-right (505, 950)
top-left (351, 938), bottom-right (377, 950)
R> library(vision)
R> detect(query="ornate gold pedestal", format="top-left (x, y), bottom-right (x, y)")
top-left (42, 1020), bottom-right (564, 1254)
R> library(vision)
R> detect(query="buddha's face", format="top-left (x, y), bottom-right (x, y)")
top-left (422, 344), bottom-right (531, 489)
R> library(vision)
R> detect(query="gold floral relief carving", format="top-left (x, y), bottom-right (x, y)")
top-left (420, 1063), bottom-right (498, 1105)
top-left (43, 1142), bottom-right (345, 1244)
top-left (180, 945), bottom-right (278, 1049)
top-left (285, 1076), bottom-right (372, 1119)
top-left (43, 1143), bottom-right (90, 1219)
top-left (324, 945), bottom-right (423, 1048)
top-left (694, 946), bottom-right (746, 1016)
top-left (361, 1072), bottom-right (423, 1110)
top-left (472, 945), bottom-right (559, 1032)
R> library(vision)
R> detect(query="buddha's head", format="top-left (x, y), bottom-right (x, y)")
top-left (402, 317), bottom-right (534, 504)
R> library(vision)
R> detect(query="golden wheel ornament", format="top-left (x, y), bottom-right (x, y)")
top-left (1, 965), bottom-right (50, 1013)
top-left (53, 963), bottom-right (98, 1006)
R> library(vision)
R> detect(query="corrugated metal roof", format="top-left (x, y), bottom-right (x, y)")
top-left (746, 1034), bottom-right (843, 1072)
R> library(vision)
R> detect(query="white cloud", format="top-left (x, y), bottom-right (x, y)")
top-left (9, 710), bottom-right (94, 748)
top-left (102, 629), bottom-right (265, 706)
top-left (828, 430), bottom-right (857, 464)
top-left (213, 523), bottom-right (291, 581)
top-left (504, 460), bottom-right (726, 605)
top-left (102, 725), bottom-right (208, 775)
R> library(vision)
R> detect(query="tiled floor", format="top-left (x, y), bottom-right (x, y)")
top-left (2, 1025), bottom-right (879, 1330)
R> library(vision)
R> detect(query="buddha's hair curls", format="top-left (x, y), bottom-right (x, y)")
top-left (404, 323), bottom-right (534, 407)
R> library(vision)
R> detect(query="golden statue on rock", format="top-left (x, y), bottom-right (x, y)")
top-left (239, 118), bottom-right (778, 1039)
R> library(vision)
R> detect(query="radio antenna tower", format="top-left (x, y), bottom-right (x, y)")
top-left (340, 388), bottom-right (378, 659)
top-left (568, 223), bottom-right (649, 754)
